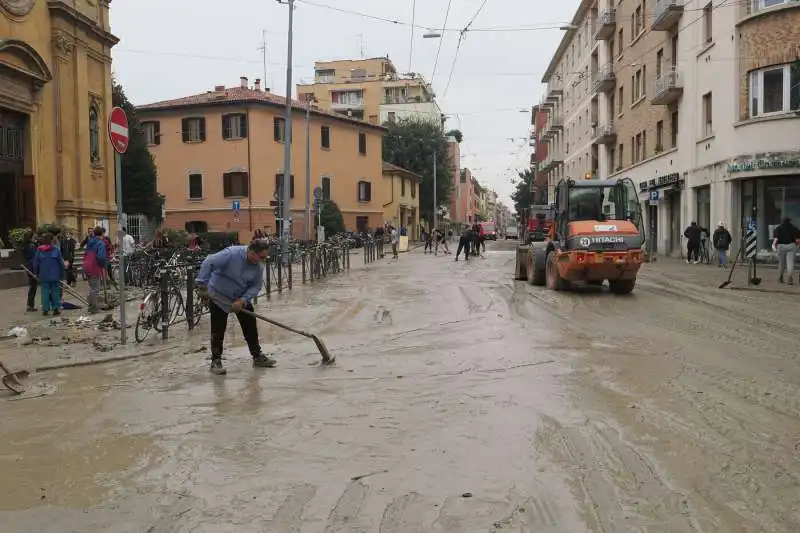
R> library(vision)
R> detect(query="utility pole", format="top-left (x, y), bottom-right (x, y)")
top-left (305, 94), bottom-right (313, 241)
top-left (258, 30), bottom-right (268, 88)
top-left (279, 0), bottom-right (294, 254)
top-left (433, 150), bottom-right (437, 235)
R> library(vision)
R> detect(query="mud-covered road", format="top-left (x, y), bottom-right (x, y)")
top-left (1, 240), bottom-right (799, 532)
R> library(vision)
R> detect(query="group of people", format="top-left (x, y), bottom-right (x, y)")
top-left (455, 224), bottom-right (487, 261)
top-left (421, 227), bottom-right (450, 255)
top-left (24, 226), bottom-right (136, 315)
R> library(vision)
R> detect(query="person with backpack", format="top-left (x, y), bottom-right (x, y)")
top-left (82, 227), bottom-right (107, 313)
top-left (33, 234), bottom-right (65, 316)
top-left (712, 221), bottom-right (732, 268)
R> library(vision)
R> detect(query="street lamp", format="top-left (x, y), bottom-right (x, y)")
top-left (559, 24), bottom-right (579, 31)
top-left (423, 30), bottom-right (442, 38)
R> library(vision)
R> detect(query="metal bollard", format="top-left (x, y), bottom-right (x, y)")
top-left (265, 261), bottom-right (272, 295)
top-left (160, 271), bottom-right (169, 340)
top-left (287, 256), bottom-right (293, 289)
top-left (277, 255), bottom-right (283, 293)
top-left (186, 268), bottom-right (195, 330)
top-left (302, 252), bottom-right (307, 283)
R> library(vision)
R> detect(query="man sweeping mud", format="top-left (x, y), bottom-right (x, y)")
top-left (196, 241), bottom-right (276, 375)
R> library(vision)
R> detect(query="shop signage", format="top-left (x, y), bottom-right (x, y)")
top-left (727, 158), bottom-right (800, 173)
top-left (638, 172), bottom-right (682, 192)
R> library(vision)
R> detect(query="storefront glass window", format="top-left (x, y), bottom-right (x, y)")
top-left (741, 177), bottom-right (800, 251)
top-left (695, 186), bottom-right (711, 230)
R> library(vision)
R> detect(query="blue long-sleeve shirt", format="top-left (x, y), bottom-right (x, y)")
top-left (195, 246), bottom-right (263, 308)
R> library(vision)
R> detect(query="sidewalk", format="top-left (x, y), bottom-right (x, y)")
top-left (640, 256), bottom-right (800, 294)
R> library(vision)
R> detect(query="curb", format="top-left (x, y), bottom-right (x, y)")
top-left (35, 346), bottom-right (171, 372)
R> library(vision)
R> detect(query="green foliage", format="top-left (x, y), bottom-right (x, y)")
top-left (318, 200), bottom-right (345, 236)
top-left (511, 169), bottom-right (534, 220)
top-left (382, 117), bottom-right (453, 224)
top-left (164, 228), bottom-right (188, 247)
top-left (112, 79), bottom-right (162, 221)
top-left (197, 231), bottom-right (239, 251)
top-left (9, 227), bottom-right (32, 249)
top-left (445, 129), bottom-right (463, 143)
top-left (36, 223), bottom-right (65, 236)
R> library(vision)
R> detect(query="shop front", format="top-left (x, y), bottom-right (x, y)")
top-left (729, 156), bottom-right (800, 254)
top-left (638, 172), bottom-right (685, 256)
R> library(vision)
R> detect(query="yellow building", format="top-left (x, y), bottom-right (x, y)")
top-left (0, 1), bottom-right (118, 238)
top-left (382, 162), bottom-right (420, 241)
top-left (137, 77), bottom-right (387, 238)
top-left (297, 57), bottom-right (442, 126)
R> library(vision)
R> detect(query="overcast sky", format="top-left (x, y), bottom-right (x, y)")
top-left (111, 0), bottom-right (576, 206)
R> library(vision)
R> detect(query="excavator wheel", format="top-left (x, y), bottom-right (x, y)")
top-left (609, 278), bottom-right (636, 294)
top-left (528, 253), bottom-right (546, 286)
top-left (545, 252), bottom-right (570, 291)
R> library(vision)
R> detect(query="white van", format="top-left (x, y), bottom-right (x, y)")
top-left (505, 226), bottom-right (519, 239)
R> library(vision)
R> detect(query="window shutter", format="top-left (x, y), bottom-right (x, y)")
top-left (275, 173), bottom-right (281, 197)
top-left (154, 121), bottom-right (161, 145)
top-left (223, 173), bottom-right (231, 197)
top-left (290, 175), bottom-right (295, 198)
top-left (199, 118), bottom-right (206, 141)
top-left (240, 114), bottom-right (248, 138)
top-left (181, 119), bottom-right (189, 143)
top-left (366, 182), bottom-right (372, 201)
top-left (242, 172), bottom-right (250, 197)
top-left (221, 115), bottom-right (229, 140)
top-left (274, 119), bottom-right (281, 142)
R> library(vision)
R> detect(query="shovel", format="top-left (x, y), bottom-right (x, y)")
top-left (212, 295), bottom-right (334, 365)
top-left (0, 359), bottom-right (28, 395)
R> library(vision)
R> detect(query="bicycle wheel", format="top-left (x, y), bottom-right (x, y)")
top-left (135, 294), bottom-right (161, 343)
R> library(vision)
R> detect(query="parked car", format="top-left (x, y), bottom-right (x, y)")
top-left (480, 222), bottom-right (498, 240)
top-left (505, 226), bottom-right (519, 240)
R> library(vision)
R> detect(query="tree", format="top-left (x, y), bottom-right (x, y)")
top-left (511, 169), bottom-right (534, 222)
top-left (112, 80), bottom-right (162, 221)
top-left (382, 117), bottom-right (452, 225)
top-left (318, 199), bottom-right (345, 236)
top-left (445, 129), bottom-right (463, 143)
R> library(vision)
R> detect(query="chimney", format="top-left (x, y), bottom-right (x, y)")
top-left (214, 85), bottom-right (225, 91)
top-left (254, 79), bottom-right (261, 91)
top-left (240, 76), bottom-right (248, 89)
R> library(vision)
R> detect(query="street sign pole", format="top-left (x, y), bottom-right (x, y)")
top-left (109, 107), bottom-right (129, 345)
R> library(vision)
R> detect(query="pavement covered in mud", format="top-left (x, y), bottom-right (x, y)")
top-left (1, 241), bottom-right (799, 532)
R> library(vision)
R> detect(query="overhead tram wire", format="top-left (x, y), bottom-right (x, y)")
top-left (430, 0), bottom-right (453, 84)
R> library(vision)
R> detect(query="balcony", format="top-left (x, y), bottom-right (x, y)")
top-left (591, 123), bottom-right (617, 145)
top-left (651, 69), bottom-right (683, 105)
top-left (594, 9), bottom-right (616, 40)
top-left (592, 64), bottom-right (616, 93)
top-left (545, 115), bottom-right (564, 137)
top-left (546, 79), bottom-right (563, 101)
top-left (652, 0), bottom-right (683, 31)
top-left (331, 101), bottom-right (364, 111)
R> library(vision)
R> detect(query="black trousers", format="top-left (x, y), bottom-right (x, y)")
top-left (209, 300), bottom-right (261, 358)
top-left (456, 238), bottom-right (471, 259)
top-left (687, 240), bottom-right (699, 261)
top-left (26, 275), bottom-right (38, 309)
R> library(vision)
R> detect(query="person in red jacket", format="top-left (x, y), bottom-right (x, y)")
top-left (101, 228), bottom-right (118, 289)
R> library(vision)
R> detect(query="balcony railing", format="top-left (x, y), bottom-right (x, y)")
top-left (545, 114), bottom-right (564, 136)
top-left (652, 0), bottom-right (684, 30)
top-left (331, 100), bottom-right (364, 110)
top-left (591, 122), bottom-right (617, 145)
top-left (651, 69), bottom-right (684, 105)
top-left (592, 64), bottom-right (616, 93)
top-left (594, 9), bottom-right (616, 40)
top-left (546, 78), bottom-right (564, 101)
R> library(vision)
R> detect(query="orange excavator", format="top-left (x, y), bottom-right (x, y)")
top-left (514, 178), bottom-right (645, 294)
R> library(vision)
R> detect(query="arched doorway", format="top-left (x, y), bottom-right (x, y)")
top-left (0, 39), bottom-right (52, 238)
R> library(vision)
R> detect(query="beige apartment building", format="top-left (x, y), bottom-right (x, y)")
top-left (137, 77), bottom-right (387, 238)
top-left (296, 57), bottom-right (442, 126)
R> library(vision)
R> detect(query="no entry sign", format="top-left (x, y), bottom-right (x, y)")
top-left (108, 106), bottom-right (129, 154)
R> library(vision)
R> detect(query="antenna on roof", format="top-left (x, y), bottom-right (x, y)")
top-left (358, 33), bottom-right (366, 59)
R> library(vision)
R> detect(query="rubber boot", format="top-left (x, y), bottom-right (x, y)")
top-left (209, 357), bottom-right (227, 375)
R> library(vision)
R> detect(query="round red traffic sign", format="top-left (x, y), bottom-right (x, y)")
top-left (108, 106), bottom-right (129, 154)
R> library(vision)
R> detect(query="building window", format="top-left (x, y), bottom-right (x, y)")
top-left (617, 29), bottom-right (623, 57)
top-left (181, 117), bottom-right (206, 143)
top-left (222, 113), bottom-right (247, 140)
top-left (142, 121), bottom-right (160, 146)
top-left (703, 2), bottom-right (713, 44)
top-left (633, 67), bottom-right (645, 101)
top-left (3, 126), bottom-right (22, 160)
top-left (274, 117), bottom-right (286, 142)
top-left (634, 133), bottom-right (643, 163)
top-left (634, 4), bottom-right (643, 36)
top-left (321, 125), bottom-right (331, 148)
top-left (642, 130), bottom-right (647, 159)
top-left (656, 49), bottom-right (664, 78)
top-left (618, 86), bottom-right (624, 114)
top-left (357, 180), bottom-right (371, 202)
top-left (188, 173), bottom-right (203, 200)
top-left (387, 111), bottom-right (396, 123)
top-left (223, 171), bottom-right (249, 198)
top-left (609, 146), bottom-right (616, 174)
top-left (316, 69), bottom-right (335, 83)
top-left (695, 185), bottom-right (711, 231)
top-left (358, 132), bottom-right (367, 155)
top-left (89, 102), bottom-right (100, 164)
top-left (411, 180), bottom-right (416, 198)
top-left (618, 143), bottom-right (624, 170)
top-left (401, 178), bottom-right (406, 196)
top-left (702, 92), bottom-right (713, 136)
top-left (749, 63), bottom-right (800, 117)
top-left (275, 173), bottom-right (296, 198)
top-left (752, 0), bottom-right (794, 11)
top-left (321, 176), bottom-right (332, 200)
top-left (671, 111), bottom-right (679, 147)
top-left (656, 120), bottom-right (664, 151)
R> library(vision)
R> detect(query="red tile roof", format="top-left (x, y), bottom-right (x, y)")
top-left (138, 86), bottom-right (386, 131)
top-left (382, 161), bottom-right (422, 181)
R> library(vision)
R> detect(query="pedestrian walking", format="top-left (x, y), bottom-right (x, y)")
top-left (712, 222), bottom-right (732, 268)
top-left (390, 226), bottom-right (399, 258)
top-left (99, 228), bottom-right (117, 289)
top-left (772, 217), bottom-right (800, 285)
top-left (423, 229), bottom-right (433, 254)
top-left (683, 222), bottom-right (702, 264)
top-left (82, 227), bottom-right (107, 313)
top-left (455, 227), bottom-right (472, 261)
top-left (195, 241), bottom-right (276, 375)
top-left (33, 234), bottom-right (65, 316)
top-left (22, 230), bottom-right (38, 312)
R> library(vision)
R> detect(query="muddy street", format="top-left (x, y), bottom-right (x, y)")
top-left (1, 240), bottom-right (798, 532)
